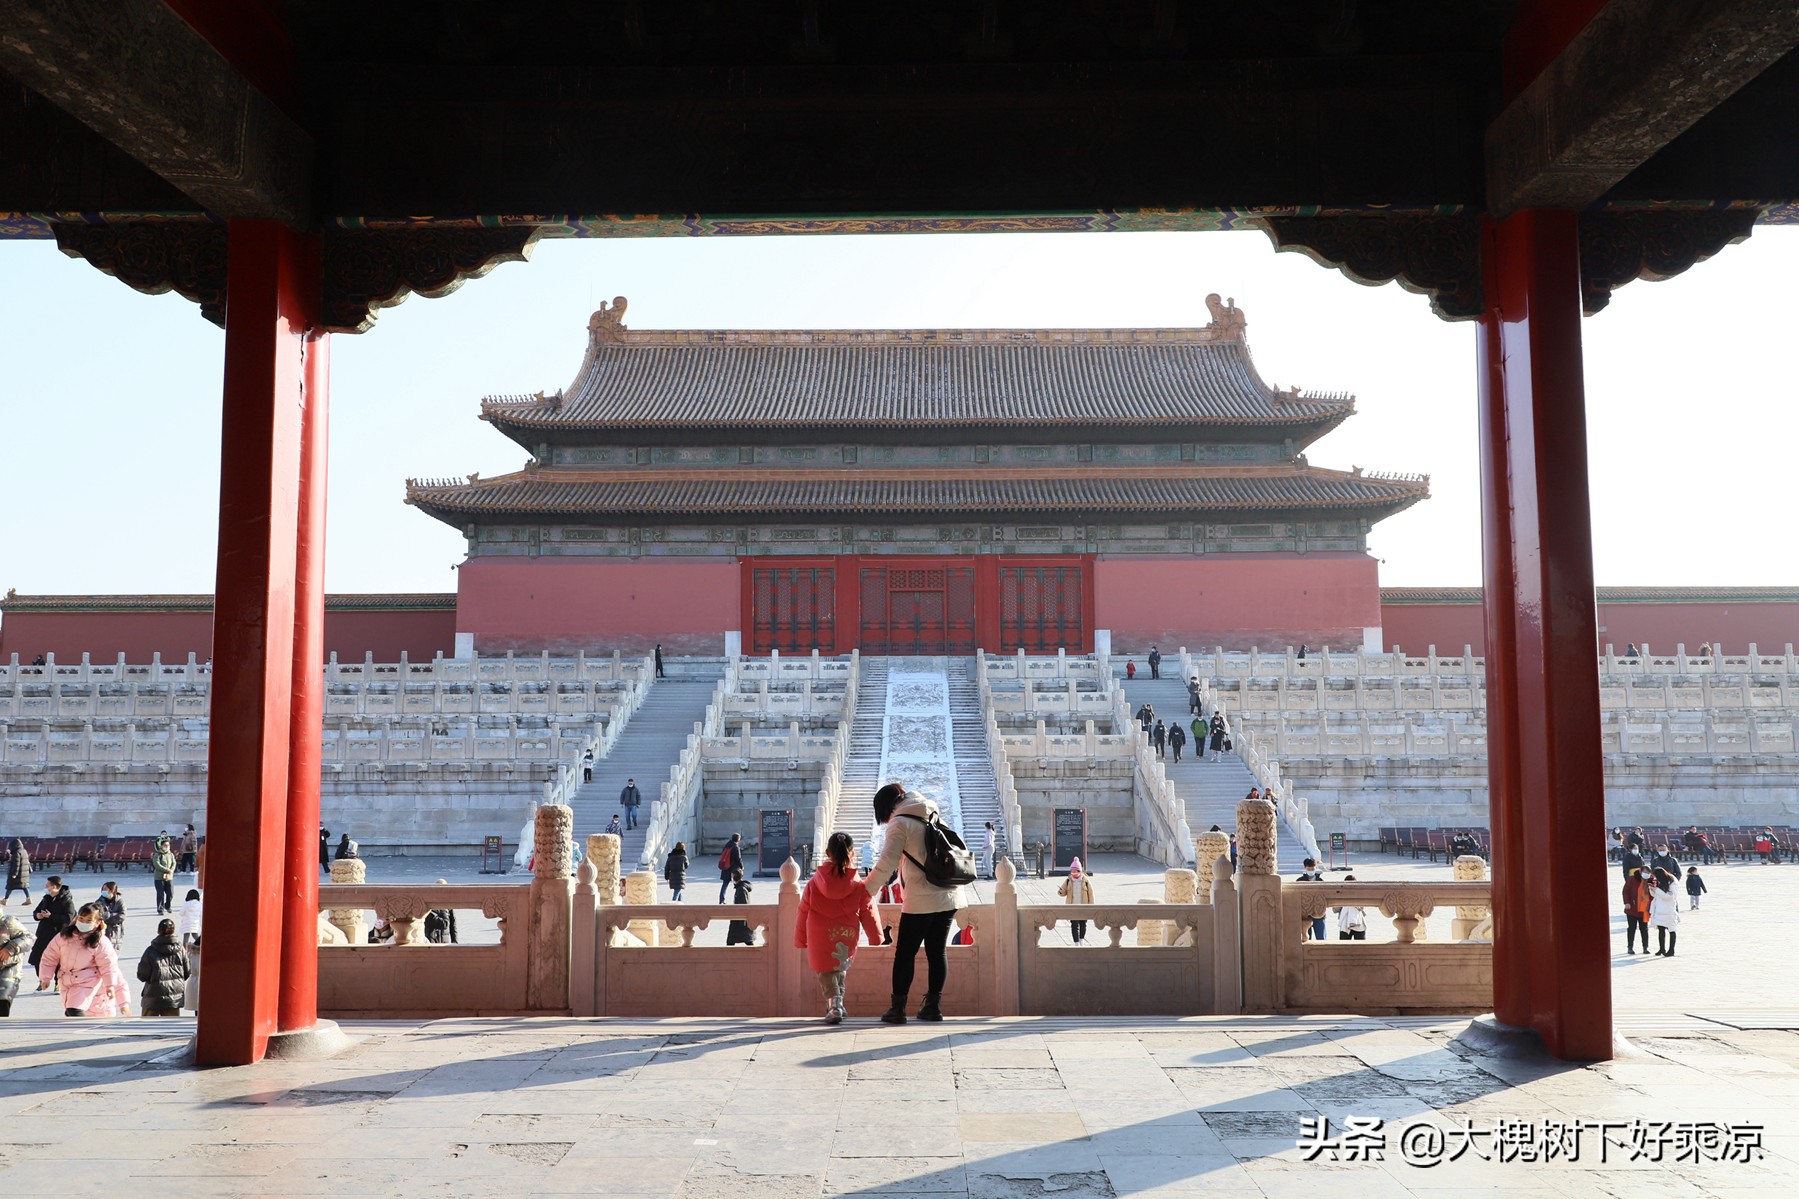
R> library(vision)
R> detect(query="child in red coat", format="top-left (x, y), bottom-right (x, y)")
top-left (796, 832), bottom-right (882, 1025)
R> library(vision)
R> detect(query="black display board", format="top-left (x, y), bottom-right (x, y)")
top-left (1052, 807), bottom-right (1087, 872)
top-left (758, 808), bottom-right (794, 875)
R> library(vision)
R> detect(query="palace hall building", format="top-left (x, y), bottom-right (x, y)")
top-left (406, 297), bottom-right (1428, 657)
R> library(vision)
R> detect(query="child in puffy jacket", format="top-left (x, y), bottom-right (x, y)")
top-left (796, 833), bottom-right (881, 1025)
top-left (37, 903), bottom-right (130, 1017)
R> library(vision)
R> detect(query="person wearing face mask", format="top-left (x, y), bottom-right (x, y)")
top-left (0, 912), bottom-right (31, 1016)
top-left (37, 902), bottom-right (130, 1016)
top-left (1621, 866), bottom-right (1653, 956)
top-left (27, 876), bottom-right (75, 975)
top-left (96, 881), bottom-right (126, 948)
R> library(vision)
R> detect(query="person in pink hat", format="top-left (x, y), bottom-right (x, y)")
top-left (1057, 858), bottom-right (1096, 944)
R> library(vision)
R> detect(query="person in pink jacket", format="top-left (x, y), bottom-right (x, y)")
top-left (36, 902), bottom-right (131, 1017)
top-left (795, 832), bottom-right (881, 1025)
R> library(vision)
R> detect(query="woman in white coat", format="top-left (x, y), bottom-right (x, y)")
top-left (1648, 867), bottom-right (1681, 957)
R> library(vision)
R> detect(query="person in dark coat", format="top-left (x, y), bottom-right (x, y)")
top-left (28, 876), bottom-right (76, 972)
top-left (1187, 677), bottom-right (1201, 714)
top-left (664, 841), bottom-right (689, 901)
top-left (1147, 645), bottom-right (1162, 679)
top-left (5, 838), bottom-right (30, 904)
top-left (619, 778), bottom-right (642, 830)
top-left (96, 881), bottom-right (126, 948)
top-left (335, 833), bottom-right (359, 861)
top-left (136, 918), bottom-right (189, 1015)
top-left (654, 643), bottom-right (666, 679)
top-left (718, 833), bottom-right (743, 903)
top-left (1152, 719), bottom-right (1167, 758)
top-left (1208, 713), bottom-right (1227, 761)
top-left (725, 870), bottom-right (756, 945)
top-left (1167, 721), bottom-right (1186, 763)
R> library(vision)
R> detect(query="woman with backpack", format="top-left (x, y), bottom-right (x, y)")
top-left (718, 833), bottom-right (743, 903)
top-left (864, 782), bottom-right (970, 1024)
top-left (795, 832), bottom-right (881, 1024)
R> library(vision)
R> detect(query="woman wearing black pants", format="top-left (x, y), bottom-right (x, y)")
top-left (865, 783), bottom-right (967, 1024)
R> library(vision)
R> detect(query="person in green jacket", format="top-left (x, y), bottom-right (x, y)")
top-left (151, 836), bottom-right (177, 916)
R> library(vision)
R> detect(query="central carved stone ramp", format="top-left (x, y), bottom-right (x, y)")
top-left (1117, 669), bottom-right (1310, 874)
top-left (946, 656), bottom-right (1009, 860)
top-left (568, 676), bottom-right (716, 871)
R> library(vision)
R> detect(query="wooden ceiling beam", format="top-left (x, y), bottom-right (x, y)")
top-left (0, 0), bottom-right (312, 225)
top-left (1486, 0), bottom-right (1799, 217)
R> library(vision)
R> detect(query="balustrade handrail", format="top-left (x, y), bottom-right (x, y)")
top-left (975, 652), bottom-right (1026, 858)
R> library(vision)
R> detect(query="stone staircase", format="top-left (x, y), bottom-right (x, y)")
top-left (1116, 670), bottom-right (1310, 874)
top-left (833, 657), bottom-right (890, 854)
top-left (946, 657), bottom-right (1013, 865)
top-left (567, 677), bottom-right (717, 871)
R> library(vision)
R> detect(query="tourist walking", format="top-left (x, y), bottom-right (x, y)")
top-left (37, 903), bottom-right (130, 1017)
top-left (1136, 704), bottom-right (1153, 736)
top-left (1148, 645), bottom-right (1162, 679)
top-left (1208, 713), bottom-right (1227, 762)
top-left (1168, 720), bottom-right (1185, 763)
top-left (1685, 866), bottom-right (1708, 910)
top-left (1152, 719), bottom-right (1167, 759)
top-left (718, 833), bottom-right (744, 902)
top-left (0, 913), bottom-right (31, 1016)
top-left (663, 841), bottom-right (689, 900)
top-left (795, 833), bottom-right (881, 1023)
top-left (178, 824), bottom-right (198, 874)
top-left (1649, 844), bottom-right (1681, 879)
top-left (136, 918), bottom-right (189, 1016)
top-left (619, 778), bottom-right (642, 830)
top-left (858, 838), bottom-right (875, 877)
top-left (1622, 867), bottom-right (1652, 955)
top-left (865, 783), bottom-right (968, 1024)
top-left (4, 838), bottom-right (30, 905)
top-left (1057, 858), bottom-right (1095, 944)
top-left (97, 881), bottom-right (126, 948)
top-left (980, 822), bottom-right (997, 880)
top-left (654, 643), bottom-right (666, 679)
top-left (151, 835), bottom-right (177, 915)
top-left (1336, 877), bottom-right (1367, 940)
top-left (1187, 676), bottom-right (1201, 714)
top-left (319, 826), bottom-right (331, 873)
top-left (725, 870), bottom-right (756, 945)
top-left (426, 881), bottom-right (459, 944)
top-left (28, 876), bottom-right (75, 973)
top-left (1648, 868), bottom-right (1681, 956)
top-left (1296, 859), bottom-right (1326, 941)
top-left (605, 814), bottom-right (623, 837)
top-left (178, 888), bottom-right (203, 1011)
top-left (582, 749), bottom-right (594, 784)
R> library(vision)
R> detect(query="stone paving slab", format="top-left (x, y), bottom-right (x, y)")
top-left (0, 1014), bottom-right (1794, 1197)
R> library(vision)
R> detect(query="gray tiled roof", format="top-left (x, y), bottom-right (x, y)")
top-left (407, 466), bottom-right (1426, 523)
top-left (481, 330), bottom-right (1353, 433)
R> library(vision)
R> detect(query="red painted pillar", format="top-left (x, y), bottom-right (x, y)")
top-left (195, 222), bottom-right (315, 1067)
top-left (279, 331), bottom-right (329, 1034)
top-left (1477, 210), bottom-right (1612, 1060)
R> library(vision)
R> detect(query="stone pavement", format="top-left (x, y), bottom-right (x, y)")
top-left (3, 1012), bottom-right (1797, 1198)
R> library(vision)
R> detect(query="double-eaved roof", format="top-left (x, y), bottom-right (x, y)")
top-left (480, 315), bottom-right (1354, 446)
top-left (407, 464), bottom-right (1427, 524)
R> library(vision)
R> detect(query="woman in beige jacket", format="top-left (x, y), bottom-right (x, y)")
top-left (1057, 858), bottom-right (1096, 944)
top-left (865, 783), bottom-right (967, 1024)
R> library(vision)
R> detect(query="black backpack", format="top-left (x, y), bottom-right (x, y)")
top-left (898, 812), bottom-right (978, 888)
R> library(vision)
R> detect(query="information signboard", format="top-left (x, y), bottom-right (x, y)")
top-left (1052, 807), bottom-right (1088, 872)
top-left (758, 808), bottom-right (794, 875)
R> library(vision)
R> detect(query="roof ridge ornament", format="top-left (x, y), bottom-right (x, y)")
top-left (589, 296), bottom-right (628, 344)
top-left (1204, 293), bottom-right (1247, 339)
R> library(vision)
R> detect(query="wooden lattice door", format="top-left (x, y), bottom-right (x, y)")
top-left (1000, 562), bottom-right (1084, 653)
top-left (749, 565), bottom-right (836, 654)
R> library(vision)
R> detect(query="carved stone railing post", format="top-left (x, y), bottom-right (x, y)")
top-left (327, 857), bottom-right (367, 944)
top-left (528, 803), bottom-right (574, 1011)
top-left (992, 858), bottom-right (1021, 1016)
top-left (586, 832), bottom-right (622, 925)
top-left (1236, 796), bottom-right (1282, 1012)
top-left (1451, 855), bottom-right (1490, 941)
top-left (777, 858), bottom-right (804, 1014)
top-left (624, 870), bottom-right (659, 947)
top-left (1135, 898), bottom-right (1165, 947)
top-left (1160, 868), bottom-right (1196, 948)
top-left (1193, 832), bottom-right (1230, 904)
top-left (570, 857), bottom-right (599, 1016)
top-left (1210, 855), bottom-right (1242, 1014)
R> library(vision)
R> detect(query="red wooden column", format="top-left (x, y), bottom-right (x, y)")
top-left (1476, 209), bottom-right (1612, 1060)
top-left (195, 222), bottom-right (316, 1067)
top-left (278, 330), bottom-right (330, 1035)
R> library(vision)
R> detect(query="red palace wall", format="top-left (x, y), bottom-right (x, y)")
top-left (0, 606), bottom-right (457, 664)
top-left (1094, 553), bottom-right (1382, 652)
top-left (456, 558), bottom-right (740, 656)
top-left (1382, 598), bottom-right (1799, 656)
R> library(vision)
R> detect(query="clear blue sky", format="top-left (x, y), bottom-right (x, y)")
top-left (2, 226), bottom-right (1795, 597)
